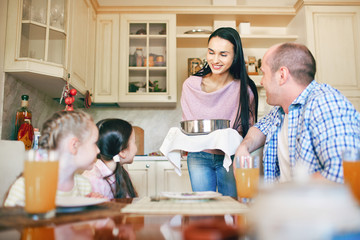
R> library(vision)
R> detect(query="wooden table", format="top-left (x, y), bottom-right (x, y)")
top-left (0, 198), bottom-right (248, 240)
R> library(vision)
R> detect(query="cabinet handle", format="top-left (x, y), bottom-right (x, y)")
top-left (146, 164), bottom-right (150, 168)
top-left (180, 163), bottom-right (183, 168)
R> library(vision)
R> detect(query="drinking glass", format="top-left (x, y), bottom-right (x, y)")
top-left (21, 226), bottom-right (55, 240)
top-left (234, 156), bottom-right (260, 203)
top-left (342, 148), bottom-right (360, 205)
top-left (24, 149), bottom-right (59, 220)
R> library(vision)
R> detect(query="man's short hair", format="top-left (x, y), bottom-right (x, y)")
top-left (269, 43), bottom-right (316, 84)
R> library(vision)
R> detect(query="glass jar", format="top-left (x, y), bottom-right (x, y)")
top-left (135, 48), bottom-right (143, 67)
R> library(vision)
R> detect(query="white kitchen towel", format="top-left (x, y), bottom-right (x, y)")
top-left (160, 127), bottom-right (243, 176)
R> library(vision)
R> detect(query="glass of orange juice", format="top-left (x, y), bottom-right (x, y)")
top-left (234, 156), bottom-right (260, 203)
top-left (24, 149), bottom-right (59, 219)
top-left (342, 149), bottom-right (360, 205)
top-left (21, 226), bottom-right (55, 240)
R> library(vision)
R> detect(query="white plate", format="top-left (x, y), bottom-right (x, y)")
top-left (56, 196), bottom-right (107, 208)
top-left (160, 191), bottom-right (222, 200)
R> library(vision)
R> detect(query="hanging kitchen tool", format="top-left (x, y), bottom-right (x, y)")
top-left (84, 90), bottom-right (91, 108)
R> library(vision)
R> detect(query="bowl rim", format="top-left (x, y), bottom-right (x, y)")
top-left (180, 119), bottom-right (230, 124)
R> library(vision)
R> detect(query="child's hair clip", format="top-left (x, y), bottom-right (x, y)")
top-left (113, 155), bottom-right (121, 163)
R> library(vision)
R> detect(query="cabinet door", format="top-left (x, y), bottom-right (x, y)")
top-left (93, 14), bottom-right (119, 103)
top-left (4, 0), bottom-right (68, 97)
top-left (119, 14), bottom-right (177, 106)
top-left (156, 161), bottom-right (192, 194)
top-left (68, 0), bottom-right (96, 95)
top-left (126, 161), bottom-right (156, 197)
top-left (303, 6), bottom-right (360, 111)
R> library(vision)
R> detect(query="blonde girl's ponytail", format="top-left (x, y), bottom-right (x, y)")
top-left (39, 111), bottom-right (94, 150)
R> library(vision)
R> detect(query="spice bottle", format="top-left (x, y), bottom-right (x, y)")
top-left (17, 116), bottom-right (34, 150)
top-left (15, 95), bottom-right (32, 139)
top-left (32, 128), bottom-right (41, 149)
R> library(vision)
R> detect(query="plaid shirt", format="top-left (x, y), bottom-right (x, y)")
top-left (255, 81), bottom-right (360, 183)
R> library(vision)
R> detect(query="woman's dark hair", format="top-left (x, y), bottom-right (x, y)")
top-left (96, 118), bottom-right (137, 198)
top-left (194, 27), bottom-right (258, 136)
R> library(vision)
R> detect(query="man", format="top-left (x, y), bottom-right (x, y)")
top-left (235, 43), bottom-right (360, 183)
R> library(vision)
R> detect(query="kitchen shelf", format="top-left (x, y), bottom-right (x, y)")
top-left (176, 13), bottom-right (296, 28)
top-left (177, 34), bottom-right (298, 48)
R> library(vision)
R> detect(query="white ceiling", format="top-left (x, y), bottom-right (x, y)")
top-left (96, 0), bottom-right (298, 7)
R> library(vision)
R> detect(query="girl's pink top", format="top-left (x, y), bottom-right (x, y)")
top-left (82, 159), bottom-right (115, 199)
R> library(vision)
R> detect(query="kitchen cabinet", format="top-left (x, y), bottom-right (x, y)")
top-left (4, 0), bottom-right (95, 98)
top-left (67, 0), bottom-right (96, 96)
top-left (156, 161), bottom-right (192, 194)
top-left (289, 5), bottom-right (360, 111)
top-left (126, 160), bottom-right (157, 197)
top-left (4, 0), bottom-right (68, 97)
top-left (118, 14), bottom-right (177, 107)
top-left (176, 10), bottom-right (298, 119)
top-left (93, 14), bottom-right (119, 103)
top-left (126, 159), bottom-right (191, 197)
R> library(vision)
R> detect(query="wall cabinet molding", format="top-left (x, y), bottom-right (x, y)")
top-left (93, 14), bottom-right (120, 103)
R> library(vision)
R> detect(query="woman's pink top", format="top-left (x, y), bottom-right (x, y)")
top-left (181, 75), bottom-right (255, 136)
top-left (82, 159), bottom-right (115, 199)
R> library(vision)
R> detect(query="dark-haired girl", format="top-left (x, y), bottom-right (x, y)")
top-left (181, 27), bottom-right (258, 197)
top-left (83, 118), bottom-right (137, 199)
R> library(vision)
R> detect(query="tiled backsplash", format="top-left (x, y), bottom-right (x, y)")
top-left (1, 75), bottom-right (182, 154)
top-left (2, 75), bottom-right (63, 140)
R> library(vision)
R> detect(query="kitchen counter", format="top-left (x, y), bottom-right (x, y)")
top-left (134, 155), bottom-right (188, 161)
top-left (133, 155), bottom-right (168, 161)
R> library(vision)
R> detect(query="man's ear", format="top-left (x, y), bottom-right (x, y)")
top-left (68, 137), bottom-right (79, 155)
top-left (279, 66), bottom-right (290, 85)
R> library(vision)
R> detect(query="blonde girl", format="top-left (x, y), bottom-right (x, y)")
top-left (4, 111), bottom-right (101, 206)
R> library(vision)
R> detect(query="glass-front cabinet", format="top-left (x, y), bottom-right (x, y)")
top-left (5, 0), bottom-right (95, 98)
top-left (4, 0), bottom-right (68, 97)
top-left (119, 14), bottom-right (176, 106)
top-left (20, 0), bottom-right (67, 65)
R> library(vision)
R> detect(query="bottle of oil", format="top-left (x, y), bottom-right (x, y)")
top-left (15, 95), bottom-right (32, 140)
top-left (17, 117), bottom-right (34, 150)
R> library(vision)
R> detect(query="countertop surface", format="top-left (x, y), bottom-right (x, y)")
top-left (133, 155), bottom-right (168, 161)
top-left (133, 155), bottom-right (187, 161)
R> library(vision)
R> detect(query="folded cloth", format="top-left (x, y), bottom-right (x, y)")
top-left (160, 127), bottom-right (243, 176)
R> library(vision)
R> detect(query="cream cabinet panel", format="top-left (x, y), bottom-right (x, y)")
top-left (119, 14), bottom-right (177, 107)
top-left (68, 0), bottom-right (96, 95)
top-left (157, 161), bottom-right (192, 193)
top-left (292, 6), bottom-right (360, 106)
top-left (306, 6), bottom-right (360, 91)
top-left (126, 161), bottom-right (156, 197)
top-left (126, 160), bottom-right (191, 197)
top-left (93, 14), bottom-right (119, 103)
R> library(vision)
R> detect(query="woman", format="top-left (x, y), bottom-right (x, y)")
top-left (181, 27), bottom-right (258, 197)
